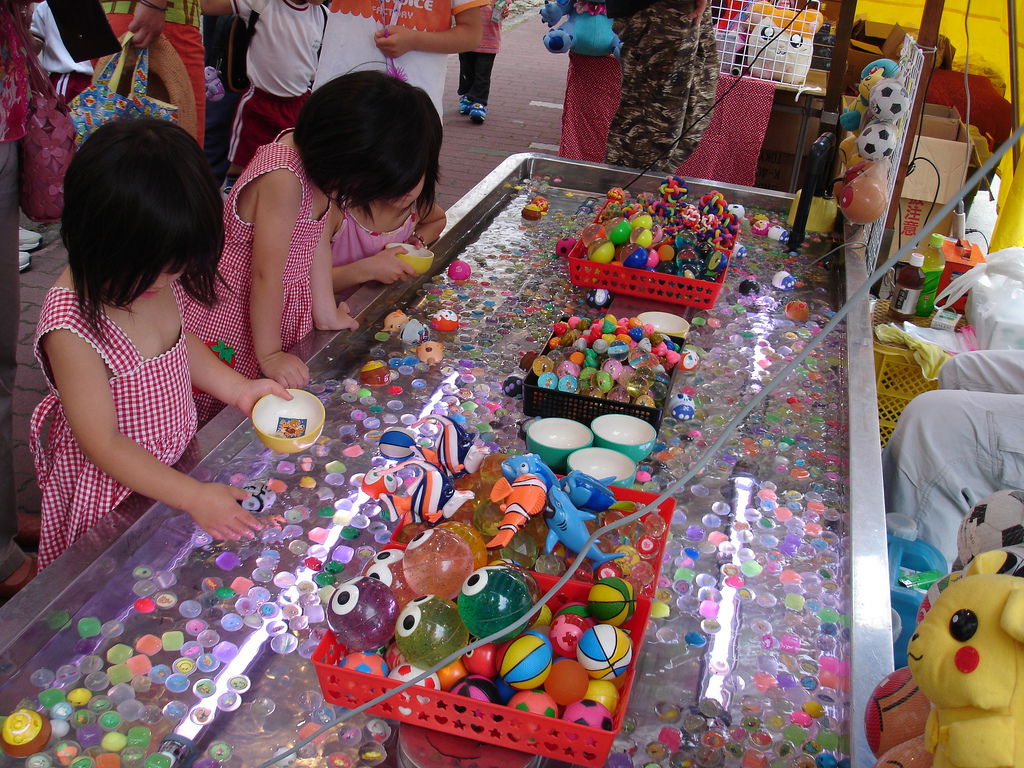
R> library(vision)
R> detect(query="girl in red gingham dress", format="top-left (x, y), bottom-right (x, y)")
top-left (30, 120), bottom-right (289, 571)
top-left (184, 72), bottom-right (440, 421)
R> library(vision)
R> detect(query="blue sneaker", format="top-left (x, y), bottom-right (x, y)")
top-left (469, 103), bottom-right (486, 124)
top-left (458, 95), bottom-right (471, 115)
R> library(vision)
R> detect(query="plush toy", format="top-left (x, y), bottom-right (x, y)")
top-left (539, 0), bottom-right (621, 58)
top-left (907, 549), bottom-right (1024, 768)
top-left (839, 58), bottom-right (900, 131)
top-left (714, 0), bottom-right (749, 74)
top-left (743, 1), bottom-right (823, 85)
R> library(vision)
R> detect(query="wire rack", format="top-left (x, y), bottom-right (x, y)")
top-left (710, 0), bottom-right (835, 89)
top-left (864, 35), bottom-right (925, 270)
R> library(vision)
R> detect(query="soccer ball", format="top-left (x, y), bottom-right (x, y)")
top-left (857, 122), bottom-right (898, 161)
top-left (869, 78), bottom-right (911, 122)
top-left (956, 489), bottom-right (1024, 566)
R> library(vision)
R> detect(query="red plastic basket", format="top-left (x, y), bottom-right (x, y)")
top-left (567, 239), bottom-right (729, 310)
top-left (313, 573), bottom-right (653, 767)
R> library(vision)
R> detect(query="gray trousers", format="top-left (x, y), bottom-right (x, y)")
top-left (882, 349), bottom-right (1024, 566)
top-left (0, 141), bottom-right (27, 581)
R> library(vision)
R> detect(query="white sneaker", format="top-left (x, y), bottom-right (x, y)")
top-left (19, 228), bottom-right (41, 251)
top-left (18, 251), bottom-right (30, 272)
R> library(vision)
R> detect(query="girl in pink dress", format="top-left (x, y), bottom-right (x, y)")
top-left (185, 72), bottom-right (443, 419)
top-left (30, 120), bottom-right (288, 570)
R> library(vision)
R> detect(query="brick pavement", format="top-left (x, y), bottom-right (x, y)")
top-left (11, 8), bottom-right (570, 521)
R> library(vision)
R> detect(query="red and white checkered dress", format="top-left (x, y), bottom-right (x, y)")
top-left (182, 138), bottom-right (325, 422)
top-left (30, 285), bottom-right (198, 570)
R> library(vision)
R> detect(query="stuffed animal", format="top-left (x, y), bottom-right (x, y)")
top-left (839, 58), bottom-right (900, 131)
top-left (907, 549), bottom-right (1024, 768)
top-left (539, 0), bottom-right (621, 58)
top-left (742, 1), bottom-right (823, 85)
top-left (714, 0), bottom-right (749, 74)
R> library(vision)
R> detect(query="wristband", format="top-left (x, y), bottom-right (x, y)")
top-left (410, 232), bottom-right (426, 248)
top-left (138, 0), bottom-right (168, 12)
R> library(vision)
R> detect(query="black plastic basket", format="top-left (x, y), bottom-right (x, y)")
top-left (523, 370), bottom-right (664, 430)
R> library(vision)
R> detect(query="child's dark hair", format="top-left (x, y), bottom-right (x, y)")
top-left (61, 119), bottom-right (223, 331)
top-left (294, 71), bottom-right (442, 218)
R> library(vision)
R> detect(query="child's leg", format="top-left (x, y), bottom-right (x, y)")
top-left (465, 52), bottom-right (496, 106)
top-left (457, 52), bottom-right (475, 97)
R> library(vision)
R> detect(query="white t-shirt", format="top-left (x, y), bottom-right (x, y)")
top-left (232, 0), bottom-right (328, 98)
top-left (30, 2), bottom-right (93, 76)
top-left (312, 0), bottom-right (487, 115)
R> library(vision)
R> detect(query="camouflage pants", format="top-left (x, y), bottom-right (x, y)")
top-left (605, 0), bottom-right (719, 173)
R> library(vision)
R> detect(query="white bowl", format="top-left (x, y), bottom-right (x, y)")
top-left (637, 311), bottom-right (690, 338)
top-left (566, 447), bottom-right (637, 486)
top-left (251, 389), bottom-right (326, 453)
top-left (590, 414), bottom-right (657, 462)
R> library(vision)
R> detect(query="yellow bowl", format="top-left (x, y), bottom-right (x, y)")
top-left (251, 389), bottom-right (325, 453)
top-left (395, 249), bottom-right (435, 275)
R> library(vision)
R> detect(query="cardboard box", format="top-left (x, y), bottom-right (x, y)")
top-left (755, 96), bottom-right (821, 192)
top-left (845, 20), bottom-right (955, 93)
top-left (888, 104), bottom-right (974, 258)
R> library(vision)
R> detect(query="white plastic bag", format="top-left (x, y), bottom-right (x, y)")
top-left (934, 247), bottom-right (1024, 350)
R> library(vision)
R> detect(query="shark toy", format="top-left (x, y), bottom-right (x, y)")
top-left (545, 485), bottom-right (624, 567)
top-left (560, 470), bottom-right (616, 512)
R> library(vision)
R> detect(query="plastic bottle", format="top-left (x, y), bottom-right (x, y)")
top-left (915, 232), bottom-right (948, 317)
top-left (889, 252), bottom-right (925, 321)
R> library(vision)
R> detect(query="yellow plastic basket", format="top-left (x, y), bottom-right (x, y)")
top-left (874, 343), bottom-right (939, 446)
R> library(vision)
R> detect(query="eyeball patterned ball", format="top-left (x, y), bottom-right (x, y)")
top-left (956, 489), bottom-right (1024, 567)
top-left (362, 547), bottom-right (418, 608)
top-left (458, 565), bottom-right (535, 642)
top-left (394, 595), bottom-right (469, 668)
top-left (857, 122), bottom-right (898, 162)
top-left (402, 528), bottom-right (475, 600)
top-left (326, 577), bottom-right (399, 652)
top-left (869, 78), bottom-right (910, 122)
top-left (563, 698), bottom-right (614, 729)
top-left (576, 624), bottom-right (633, 680)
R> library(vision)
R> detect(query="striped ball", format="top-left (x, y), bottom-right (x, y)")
top-left (587, 577), bottom-right (635, 626)
top-left (378, 428), bottom-right (418, 460)
top-left (499, 631), bottom-right (553, 689)
top-left (576, 624), bottom-right (632, 680)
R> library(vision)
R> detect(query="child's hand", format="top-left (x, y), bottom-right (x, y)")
top-left (374, 26), bottom-right (417, 58)
top-left (234, 378), bottom-right (293, 416)
top-left (259, 351), bottom-right (310, 389)
top-left (183, 483), bottom-right (263, 540)
top-left (367, 249), bottom-right (417, 284)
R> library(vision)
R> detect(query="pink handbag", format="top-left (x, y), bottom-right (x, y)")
top-left (17, 29), bottom-right (75, 222)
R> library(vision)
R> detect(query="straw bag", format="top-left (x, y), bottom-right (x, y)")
top-left (15, 19), bottom-right (75, 222)
top-left (69, 33), bottom-right (180, 145)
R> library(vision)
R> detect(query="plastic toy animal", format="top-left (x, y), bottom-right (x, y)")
top-left (561, 470), bottom-right (616, 512)
top-left (544, 486), bottom-right (624, 566)
top-left (539, 0), bottom-right (621, 58)
top-left (500, 453), bottom-right (560, 490)
top-left (743, 2), bottom-right (823, 86)
top-left (413, 415), bottom-right (488, 477)
top-left (906, 549), bottom-right (1024, 768)
top-left (361, 460), bottom-right (474, 525)
top-left (487, 473), bottom-right (550, 548)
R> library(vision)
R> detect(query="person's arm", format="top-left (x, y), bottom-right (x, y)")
top-left (310, 224), bottom-right (360, 329)
top-left (248, 169), bottom-right (311, 388)
top-left (42, 329), bottom-right (262, 540)
top-left (332, 248), bottom-right (417, 292)
top-left (413, 203), bottom-right (447, 246)
top-left (185, 333), bottom-right (292, 414)
top-left (127, 0), bottom-right (166, 47)
top-left (374, 4), bottom-right (483, 57)
top-left (200, 0), bottom-right (234, 14)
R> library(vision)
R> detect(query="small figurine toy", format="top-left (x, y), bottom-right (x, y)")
top-left (416, 341), bottom-right (444, 365)
top-left (359, 360), bottom-right (392, 386)
top-left (414, 414), bottom-right (488, 477)
top-left (670, 392), bottom-right (696, 421)
top-left (487, 472), bottom-right (550, 548)
top-left (561, 470), bottom-right (616, 512)
top-left (400, 319), bottom-right (429, 345)
top-left (383, 310), bottom-right (411, 333)
top-left (545, 486), bottom-right (625, 567)
top-left (360, 460), bottom-right (474, 525)
top-left (430, 309), bottom-right (459, 332)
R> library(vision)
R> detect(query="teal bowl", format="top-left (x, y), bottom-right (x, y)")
top-left (525, 417), bottom-right (593, 472)
top-left (590, 413), bottom-right (657, 463)
top-left (566, 447), bottom-right (637, 487)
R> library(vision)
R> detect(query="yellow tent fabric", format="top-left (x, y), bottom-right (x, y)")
top-left (854, 0), bottom-right (1023, 247)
